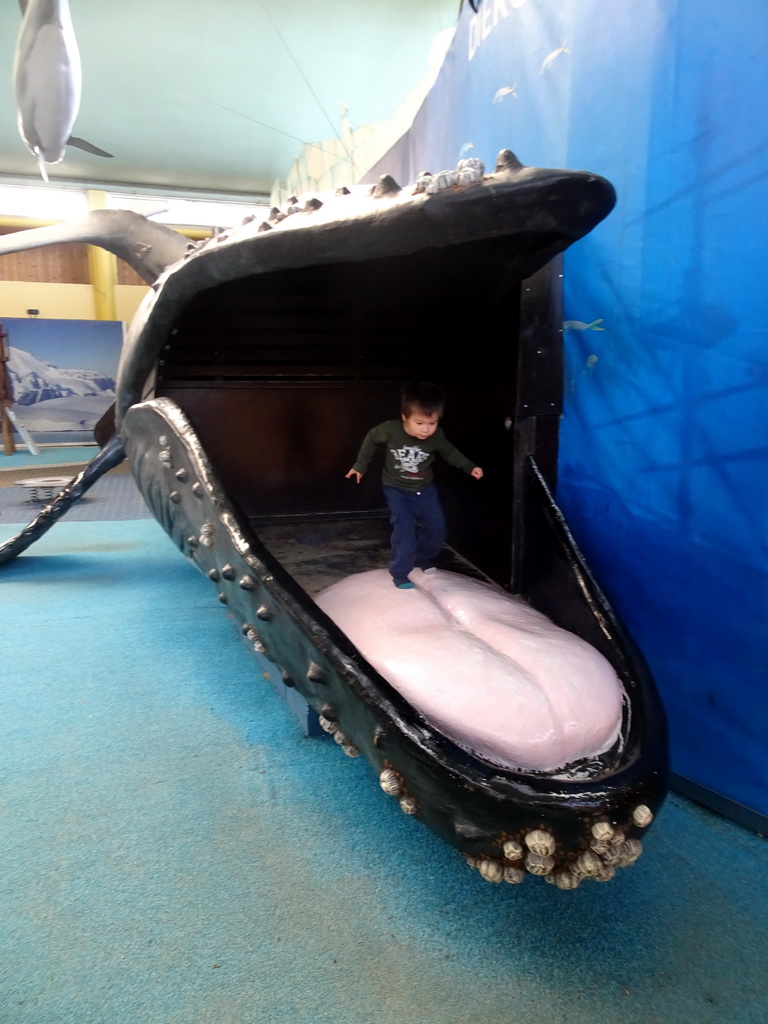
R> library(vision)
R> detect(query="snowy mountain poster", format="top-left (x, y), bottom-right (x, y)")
top-left (3, 318), bottom-right (122, 443)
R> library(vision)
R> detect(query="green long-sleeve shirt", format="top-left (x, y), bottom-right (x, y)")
top-left (352, 420), bottom-right (476, 492)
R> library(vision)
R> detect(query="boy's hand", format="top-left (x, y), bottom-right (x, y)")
top-left (471, 467), bottom-right (484, 480)
top-left (346, 469), bottom-right (362, 483)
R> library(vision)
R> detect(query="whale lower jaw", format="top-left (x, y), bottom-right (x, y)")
top-left (123, 397), bottom-right (662, 889)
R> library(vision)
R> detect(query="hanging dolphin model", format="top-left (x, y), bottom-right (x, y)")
top-left (13, 0), bottom-right (112, 180)
top-left (0, 151), bottom-right (669, 889)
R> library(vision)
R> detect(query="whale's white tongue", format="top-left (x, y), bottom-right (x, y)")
top-left (315, 569), bottom-right (623, 772)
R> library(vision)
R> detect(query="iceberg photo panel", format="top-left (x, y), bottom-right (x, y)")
top-left (3, 318), bottom-right (122, 444)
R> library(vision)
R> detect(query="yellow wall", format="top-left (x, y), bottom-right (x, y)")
top-left (115, 285), bottom-right (149, 323)
top-left (0, 281), bottom-right (149, 323)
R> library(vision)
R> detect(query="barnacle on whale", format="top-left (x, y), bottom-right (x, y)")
top-left (0, 150), bottom-right (669, 886)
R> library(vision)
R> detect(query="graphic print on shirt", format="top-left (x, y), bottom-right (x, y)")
top-left (391, 444), bottom-right (429, 476)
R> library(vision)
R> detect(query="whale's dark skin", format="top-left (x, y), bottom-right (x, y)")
top-left (0, 151), bottom-right (669, 889)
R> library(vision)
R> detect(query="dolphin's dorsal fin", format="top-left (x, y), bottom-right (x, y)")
top-left (68, 136), bottom-right (113, 158)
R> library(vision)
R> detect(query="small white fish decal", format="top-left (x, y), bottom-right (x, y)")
top-left (540, 42), bottom-right (570, 75)
top-left (492, 85), bottom-right (518, 104)
top-left (459, 141), bottom-right (475, 157)
top-left (563, 318), bottom-right (605, 331)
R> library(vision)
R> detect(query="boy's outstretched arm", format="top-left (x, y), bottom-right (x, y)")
top-left (346, 422), bottom-right (386, 483)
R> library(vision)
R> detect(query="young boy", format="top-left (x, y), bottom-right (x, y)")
top-left (346, 381), bottom-right (483, 589)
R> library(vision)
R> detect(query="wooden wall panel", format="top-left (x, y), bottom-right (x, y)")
top-left (0, 229), bottom-right (89, 283)
top-left (116, 261), bottom-right (146, 286)
top-left (0, 227), bottom-right (145, 286)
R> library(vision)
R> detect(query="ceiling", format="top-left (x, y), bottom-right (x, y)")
top-left (0, 0), bottom-right (459, 198)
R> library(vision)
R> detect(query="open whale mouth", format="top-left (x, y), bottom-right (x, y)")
top-left (116, 153), bottom-right (667, 888)
top-left (1, 151), bottom-right (668, 888)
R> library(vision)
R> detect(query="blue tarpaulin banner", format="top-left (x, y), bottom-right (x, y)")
top-left (368, 0), bottom-right (768, 816)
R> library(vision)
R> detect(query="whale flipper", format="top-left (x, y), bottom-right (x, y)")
top-left (0, 210), bottom-right (187, 285)
top-left (0, 435), bottom-right (125, 567)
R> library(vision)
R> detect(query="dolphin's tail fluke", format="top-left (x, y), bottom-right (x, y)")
top-left (0, 434), bottom-right (126, 568)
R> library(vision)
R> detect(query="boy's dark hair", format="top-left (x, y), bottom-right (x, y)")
top-left (401, 381), bottom-right (445, 417)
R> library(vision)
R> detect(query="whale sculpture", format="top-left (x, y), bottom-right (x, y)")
top-left (14, 0), bottom-right (112, 179)
top-left (0, 150), bottom-right (669, 888)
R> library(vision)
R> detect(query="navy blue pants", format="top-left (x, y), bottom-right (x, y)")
top-left (383, 484), bottom-right (446, 585)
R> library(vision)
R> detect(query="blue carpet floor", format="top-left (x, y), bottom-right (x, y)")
top-left (1, 519), bottom-right (767, 1024)
top-left (0, 468), bottom-right (151, 523)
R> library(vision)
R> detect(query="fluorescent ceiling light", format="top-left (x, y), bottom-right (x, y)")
top-left (106, 193), bottom-right (268, 228)
top-left (0, 184), bottom-right (89, 220)
top-left (0, 184), bottom-right (268, 229)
